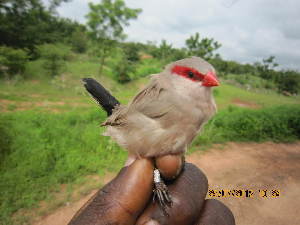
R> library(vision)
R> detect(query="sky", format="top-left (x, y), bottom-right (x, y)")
top-left (56, 0), bottom-right (300, 70)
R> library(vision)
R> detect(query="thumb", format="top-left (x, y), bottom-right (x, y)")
top-left (68, 158), bottom-right (154, 225)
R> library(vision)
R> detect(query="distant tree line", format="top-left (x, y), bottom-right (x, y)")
top-left (0, 0), bottom-right (299, 94)
top-left (0, 0), bottom-right (84, 54)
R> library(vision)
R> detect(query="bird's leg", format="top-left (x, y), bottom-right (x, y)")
top-left (153, 169), bottom-right (172, 215)
top-left (152, 154), bottom-right (185, 215)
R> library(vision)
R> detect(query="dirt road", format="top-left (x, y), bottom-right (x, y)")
top-left (33, 142), bottom-right (300, 225)
top-left (188, 142), bottom-right (300, 225)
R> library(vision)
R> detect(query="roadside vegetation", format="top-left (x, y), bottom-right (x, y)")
top-left (1, 0), bottom-right (300, 224)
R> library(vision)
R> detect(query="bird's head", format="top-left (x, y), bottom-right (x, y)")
top-left (164, 56), bottom-right (219, 89)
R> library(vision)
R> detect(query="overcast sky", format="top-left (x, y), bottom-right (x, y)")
top-left (56, 0), bottom-right (300, 70)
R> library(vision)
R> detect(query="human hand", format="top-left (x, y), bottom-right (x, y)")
top-left (68, 158), bottom-right (235, 225)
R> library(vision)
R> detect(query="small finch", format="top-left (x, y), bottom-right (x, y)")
top-left (83, 56), bottom-right (219, 211)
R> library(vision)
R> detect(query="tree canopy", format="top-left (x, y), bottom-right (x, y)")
top-left (0, 0), bottom-right (80, 54)
top-left (86, 0), bottom-right (142, 75)
top-left (185, 32), bottom-right (221, 60)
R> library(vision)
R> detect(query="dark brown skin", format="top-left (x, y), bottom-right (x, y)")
top-left (68, 157), bottom-right (235, 225)
top-left (68, 158), bottom-right (154, 225)
top-left (136, 163), bottom-right (208, 225)
top-left (195, 199), bottom-right (235, 225)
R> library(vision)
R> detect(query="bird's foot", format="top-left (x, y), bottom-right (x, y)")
top-left (153, 169), bottom-right (172, 215)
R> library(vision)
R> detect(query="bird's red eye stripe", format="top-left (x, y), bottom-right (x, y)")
top-left (171, 65), bottom-right (205, 81)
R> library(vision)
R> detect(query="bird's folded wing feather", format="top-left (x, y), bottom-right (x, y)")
top-left (129, 76), bottom-right (175, 119)
top-left (102, 75), bottom-right (177, 128)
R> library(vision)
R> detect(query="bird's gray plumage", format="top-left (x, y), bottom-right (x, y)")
top-left (102, 57), bottom-right (217, 157)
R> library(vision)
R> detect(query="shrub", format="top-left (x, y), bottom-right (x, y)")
top-left (71, 30), bottom-right (88, 53)
top-left (276, 70), bottom-right (300, 95)
top-left (224, 73), bottom-right (277, 90)
top-left (37, 43), bottom-right (71, 77)
top-left (114, 59), bottom-right (134, 83)
top-left (23, 59), bottom-right (44, 79)
top-left (109, 48), bottom-right (135, 83)
top-left (121, 42), bottom-right (140, 62)
top-left (194, 105), bottom-right (300, 146)
top-left (129, 58), bottom-right (163, 80)
top-left (0, 46), bottom-right (28, 78)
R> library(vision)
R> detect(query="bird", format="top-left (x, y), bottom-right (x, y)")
top-left (82, 56), bottom-right (219, 211)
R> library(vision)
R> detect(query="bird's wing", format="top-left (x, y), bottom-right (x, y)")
top-left (101, 75), bottom-right (173, 127)
top-left (129, 75), bottom-right (176, 120)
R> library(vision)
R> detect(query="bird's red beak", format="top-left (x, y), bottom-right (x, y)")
top-left (202, 71), bottom-right (220, 87)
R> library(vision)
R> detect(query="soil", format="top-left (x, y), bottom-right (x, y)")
top-left (187, 142), bottom-right (300, 225)
top-left (0, 99), bottom-right (90, 112)
top-left (32, 142), bottom-right (300, 225)
top-left (231, 98), bottom-right (260, 108)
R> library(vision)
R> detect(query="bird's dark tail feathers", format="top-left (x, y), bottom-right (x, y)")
top-left (82, 78), bottom-right (120, 116)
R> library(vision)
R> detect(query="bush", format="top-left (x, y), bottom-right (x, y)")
top-left (276, 70), bottom-right (300, 95)
top-left (37, 43), bottom-right (71, 77)
top-left (23, 59), bottom-right (45, 79)
top-left (121, 42), bottom-right (140, 62)
top-left (71, 30), bottom-right (88, 53)
top-left (108, 48), bottom-right (135, 83)
top-left (129, 58), bottom-right (163, 80)
top-left (194, 105), bottom-right (300, 146)
top-left (114, 59), bottom-right (135, 83)
top-left (0, 46), bottom-right (28, 78)
top-left (224, 73), bottom-right (277, 90)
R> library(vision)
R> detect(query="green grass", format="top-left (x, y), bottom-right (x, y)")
top-left (192, 105), bottom-right (300, 148)
top-left (224, 73), bottom-right (277, 90)
top-left (214, 83), bottom-right (299, 108)
top-left (0, 109), bottom-right (126, 225)
top-left (66, 61), bottom-right (100, 78)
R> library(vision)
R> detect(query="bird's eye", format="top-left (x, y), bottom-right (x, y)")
top-left (188, 71), bottom-right (194, 78)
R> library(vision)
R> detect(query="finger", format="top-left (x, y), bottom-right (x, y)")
top-left (136, 163), bottom-right (208, 225)
top-left (194, 199), bottom-right (235, 225)
top-left (68, 158), bottom-right (154, 225)
top-left (155, 154), bottom-right (184, 180)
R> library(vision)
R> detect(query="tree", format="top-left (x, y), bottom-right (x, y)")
top-left (0, 0), bottom-right (78, 55)
top-left (70, 28), bottom-right (88, 53)
top-left (254, 56), bottom-right (279, 80)
top-left (0, 46), bottom-right (28, 78)
top-left (48, 0), bottom-right (72, 12)
top-left (185, 32), bottom-right (221, 60)
top-left (121, 42), bottom-right (140, 62)
top-left (86, 0), bottom-right (141, 75)
top-left (155, 40), bottom-right (173, 60)
top-left (113, 49), bottom-right (134, 83)
top-left (276, 70), bottom-right (300, 95)
top-left (37, 43), bottom-right (70, 77)
top-left (209, 56), bottom-right (228, 76)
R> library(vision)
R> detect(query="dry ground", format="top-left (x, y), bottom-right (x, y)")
top-left (188, 142), bottom-right (300, 225)
top-left (33, 142), bottom-right (300, 225)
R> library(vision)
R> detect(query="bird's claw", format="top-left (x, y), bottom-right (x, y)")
top-left (153, 179), bottom-right (172, 216)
